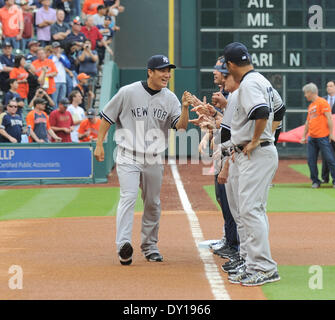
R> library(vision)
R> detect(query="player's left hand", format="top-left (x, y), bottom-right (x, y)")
top-left (94, 144), bottom-right (105, 162)
top-left (243, 140), bottom-right (260, 159)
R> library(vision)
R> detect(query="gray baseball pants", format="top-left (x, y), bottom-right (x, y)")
top-left (115, 151), bottom-right (164, 257)
top-left (225, 159), bottom-right (248, 260)
top-left (235, 144), bottom-right (278, 274)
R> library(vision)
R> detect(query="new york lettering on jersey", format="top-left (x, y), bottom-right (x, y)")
top-left (130, 106), bottom-right (168, 121)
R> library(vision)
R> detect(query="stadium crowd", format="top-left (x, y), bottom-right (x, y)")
top-left (0, 0), bottom-right (124, 143)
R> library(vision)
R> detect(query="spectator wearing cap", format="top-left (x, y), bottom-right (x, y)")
top-left (24, 62), bottom-right (47, 103)
top-left (63, 17), bottom-right (87, 50)
top-left (49, 97), bottom-right (74, 142)
top-left (26, 97), bottom-right (61, 142)
top-left (52, 0), bottom-right (71, 22)
top-left (9, 55), bottom-right (29, 101)
top-left (0, 99), bottom-right (23, 143)
top-left (74, 72), bottom-right (94, 109)
top-left (2, 79), bottom-right (24, 115)
top-left (92, 5), bottom-right (106, 27)
top-left (28, 86), bottom-right (55, 113)
top-left (20, 0), bottom-right (34, 51)
top-left (77, 39), bottom-right (99, 83)
top-left (0, 0), bottom-right (24, 50)
top-left (96, 15), bottom-right (115, 65)
top-left (25, 40), bottom-right (40, 63)
top-left (82, 0), bottom-right (104, 19)
top-left (67, 90), bottom-right (86, 142)
top-left (50, 9), bottom-right (71, 46)
top-left (35, 0), bottom-right (57, 46)
top-left (0, 42), bottom-right (15, 92)
top-left (49, 41), bottom-right (71, 107)
top-left (32, 47), bottom-right (58, 99)
top-left (78, 108), bottom-right (101, 142)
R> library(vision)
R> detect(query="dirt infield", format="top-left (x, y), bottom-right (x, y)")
top-left (0, 160), bottom-right (333, 300)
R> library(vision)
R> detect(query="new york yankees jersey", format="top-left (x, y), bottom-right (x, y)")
top-left (101, 81), bottom-right (181, 154)
top-left (213, 89), bottom-right (238, 145)
top-left (231, 71), bottom-right (275, 145)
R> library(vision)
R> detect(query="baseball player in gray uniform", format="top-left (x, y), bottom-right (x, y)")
top-left (218, 85), bottom-right (284, 278)
top-left (94, 55), bottom-right (192, 265)
top-left (220, 42), bottom-right (281, 286)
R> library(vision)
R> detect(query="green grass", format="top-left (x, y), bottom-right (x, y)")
top-left (203, 184), bottom-right (335, 212)
top-left (289, 163), bottom-right (321, 179)
top-left (0, 187), bottom-right (144, 221)
top-left (203, 185), bottom-right (221, 211)
top-left (262, 265), bottom-right (335, 300)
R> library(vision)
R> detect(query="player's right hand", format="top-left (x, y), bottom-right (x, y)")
top-left (94, 145), bottom-right (105, 162)
top-left (217, 167), bottom-right (228, 184)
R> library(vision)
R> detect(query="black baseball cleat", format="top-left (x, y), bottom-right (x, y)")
top-left (222, 257), bottom-right (245, 273)
top-left (118, 242), bottom-right (133, 265)
top-left (214, 244), bottom-right (238, 259)
top-left (145, 252), bottom-right (163, 262)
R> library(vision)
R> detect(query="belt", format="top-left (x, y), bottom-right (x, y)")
top-left (234, 141), bottom-right (272, 153)
top-left (121, 147), bottom-right (158, 158)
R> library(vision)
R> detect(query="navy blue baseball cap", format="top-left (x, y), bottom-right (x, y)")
top-left (223, 42), bottom-right (251, 63)
top-left (214, 59), bottom-right (229, 75)
top-left (59, 98), bottom-right (70, 106)
top-left (147, 55), bottom-right (176, 70)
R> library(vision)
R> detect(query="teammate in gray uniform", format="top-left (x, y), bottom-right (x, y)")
top-left (221, 42), bottom-right (281, 286)
top-left (219, 86), bottom-right (284, 277)
top-left (94, 55), bottom-right (192, 265)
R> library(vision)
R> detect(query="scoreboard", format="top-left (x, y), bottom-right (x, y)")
top-left (198, 0), bottom-right (335, 136)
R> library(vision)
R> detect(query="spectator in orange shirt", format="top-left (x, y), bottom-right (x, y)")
top-left (78, 108), bottom-right (101, 142)
top-left (26, 97), bottom-right (61, 143)
top-left (9, 55), bottom-right (29, 100)
top-left (0, 0), bottom-right (24, 50)
top-left (82, 0), bottom-right (104, 18)
top-left (32, 48), bottom-right (58, 99)
top-left (301, 82), bottom-right (335, 189)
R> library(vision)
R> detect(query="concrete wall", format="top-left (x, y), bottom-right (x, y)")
top-left (114, 0), bottom-right (180, 68)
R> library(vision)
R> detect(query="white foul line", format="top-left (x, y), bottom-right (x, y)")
top-left (169, 159), bottom-right (231, 300)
